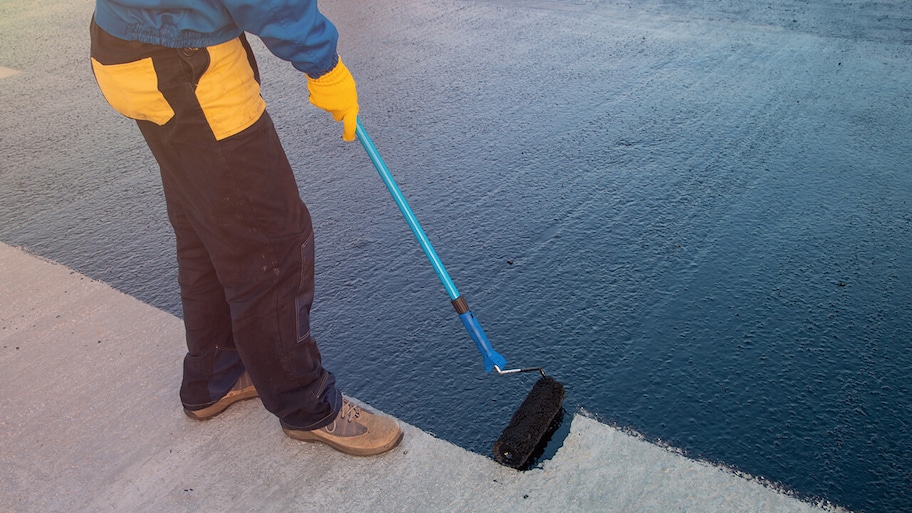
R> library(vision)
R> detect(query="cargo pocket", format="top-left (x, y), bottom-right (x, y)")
top-left (195, 38), bottom-right (266, 141)
top-left (91, 56), bottom-right (175, 125)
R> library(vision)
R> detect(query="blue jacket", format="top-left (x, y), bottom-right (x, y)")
top-left (94, 0), bottom-right (339, 77)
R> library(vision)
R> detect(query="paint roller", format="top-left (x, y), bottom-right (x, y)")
top-left (355, 119), bottom-right (565, 469)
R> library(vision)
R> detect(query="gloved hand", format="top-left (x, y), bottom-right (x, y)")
top-left (307, 57), bottom-right (359, 141)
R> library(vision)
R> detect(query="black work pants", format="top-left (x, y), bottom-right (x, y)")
top-left (90, 20), bottom-right (341, 430)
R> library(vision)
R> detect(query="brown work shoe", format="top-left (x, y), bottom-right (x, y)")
top-left (283, 397), bottom-right (403, 456)
top-left (184, 372), bottom-right (258, 421)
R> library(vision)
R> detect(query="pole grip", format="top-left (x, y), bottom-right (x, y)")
top-left (459, 311), bottom-right (508, 373)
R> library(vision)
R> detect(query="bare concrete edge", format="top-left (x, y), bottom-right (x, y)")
top-left (0, 241), bottom-right (846, 513)
top-left (571, 408), bottom-right (853, 513)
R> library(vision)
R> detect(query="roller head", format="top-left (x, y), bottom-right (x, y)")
top-left (493, 376), bottom-right (566, 469)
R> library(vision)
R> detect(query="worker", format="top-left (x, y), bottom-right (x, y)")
top-left (89, 0), bottom-right (402, 456)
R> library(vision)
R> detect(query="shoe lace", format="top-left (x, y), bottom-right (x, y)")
top-left (324, 398), bottom-right (362, 434)
top-left (339, 398), bottom-right (362, 423)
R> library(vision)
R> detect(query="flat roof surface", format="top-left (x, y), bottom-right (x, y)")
top-left (1, 242), bottom-right (839, 512)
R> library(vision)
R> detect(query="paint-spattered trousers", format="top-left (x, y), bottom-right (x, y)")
top-left (90, 21), bottom-right (341, 430)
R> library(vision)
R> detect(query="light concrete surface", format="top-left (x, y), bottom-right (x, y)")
top-left (1, 240), bottom-right (843, 512)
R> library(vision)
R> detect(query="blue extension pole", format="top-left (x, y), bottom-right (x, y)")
top-left (355, 118), bottom-right (507, 373)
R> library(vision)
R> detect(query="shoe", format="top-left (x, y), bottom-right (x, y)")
top-left (184, 372), bottom-right (258, 421)
top-left (283, 397), bottom-right (403, 456)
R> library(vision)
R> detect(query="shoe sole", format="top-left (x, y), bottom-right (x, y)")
top-left (283, 426), bottom-right (404, 457)
top-left (184, 387), bottom-right (259, 421)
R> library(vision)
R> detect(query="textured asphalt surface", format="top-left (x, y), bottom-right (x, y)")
top-left (0, 241), bottom-right (836, 512)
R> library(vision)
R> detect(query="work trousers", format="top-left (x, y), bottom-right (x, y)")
top-left (90, 20), bottom-right (341, 430)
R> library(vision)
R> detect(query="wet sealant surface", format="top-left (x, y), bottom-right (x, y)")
top-left (2, 1), bottom-right (910, 512)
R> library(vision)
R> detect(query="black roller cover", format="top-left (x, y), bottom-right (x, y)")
top-left (493, 376), bottom-right (566, 468)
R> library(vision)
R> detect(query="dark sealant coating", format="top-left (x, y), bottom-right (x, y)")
top-left (2, 1), bottom-right (911, 512)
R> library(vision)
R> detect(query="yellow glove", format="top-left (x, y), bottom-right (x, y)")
top-left (307, 57), bottom-right (359, 141)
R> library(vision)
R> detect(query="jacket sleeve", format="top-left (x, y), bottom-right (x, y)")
top-left (221, 0), bottom-right (340, 77)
